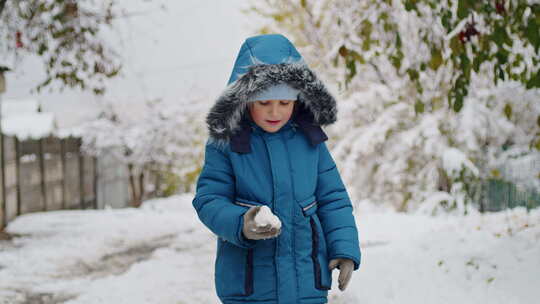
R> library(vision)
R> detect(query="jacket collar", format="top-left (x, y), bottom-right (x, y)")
top-left (230, 109), bottom-right (328, 154)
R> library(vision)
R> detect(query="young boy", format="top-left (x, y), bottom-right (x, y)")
top-left (192, 34), bottom-right (361, 304)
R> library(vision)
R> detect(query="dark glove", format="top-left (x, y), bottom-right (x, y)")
top-left (329, 258), bottom-right (354, 291)
top-left (242, 206), bottom-right (281, 240)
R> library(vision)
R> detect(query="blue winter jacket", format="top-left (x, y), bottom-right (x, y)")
top-left (192, 34), bottom-right (361, 304)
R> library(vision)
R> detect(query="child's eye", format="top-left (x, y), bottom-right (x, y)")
top-left (258, 101), bottom-right (269, 106)
top-left (280, 101), bottom-right (291, 105)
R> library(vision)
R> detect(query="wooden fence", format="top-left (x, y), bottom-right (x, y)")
top-left (0, 134), bottom-right (97, 230)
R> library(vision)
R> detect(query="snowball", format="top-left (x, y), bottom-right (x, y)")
top-left (254, 206), bottom-right (281, 229)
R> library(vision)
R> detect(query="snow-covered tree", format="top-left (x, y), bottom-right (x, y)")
top-left (247, 0), bottom-right (540, 213)
top-left (80, 98), bottom-right (206, 206)
top-left (0, 0), bottom-right (162, 94)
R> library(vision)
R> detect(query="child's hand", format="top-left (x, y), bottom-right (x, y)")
top-left (329, 258), bottom-right (354, 291)
top-left (242, 206), bottom-right (281, 240)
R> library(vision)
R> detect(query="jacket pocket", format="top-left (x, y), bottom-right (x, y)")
top-left (297, 195), bottom-right (318, 217)
top-left (234, 197), bottom-right (265, 208)
top-left (215, 238), bottom-right (254, 297)
top-left (309, 215), bottom-right (332, 291)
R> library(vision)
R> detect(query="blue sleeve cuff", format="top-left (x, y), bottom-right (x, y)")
top-left (235, 210), bottom-right (257, 248)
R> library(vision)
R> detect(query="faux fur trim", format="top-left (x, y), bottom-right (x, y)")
top-left (206, 62), bottom-right (337, 149)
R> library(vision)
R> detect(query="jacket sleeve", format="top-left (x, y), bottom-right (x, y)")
top-left (315, 141), bottom-right (361, 270)
top-left (192, 141), bottom-right (256, 249)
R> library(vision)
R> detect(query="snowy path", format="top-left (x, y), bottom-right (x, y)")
top-left (1, 194), bottom-right (539, 304)
top-left (0, 194), bottom-right (219, 304)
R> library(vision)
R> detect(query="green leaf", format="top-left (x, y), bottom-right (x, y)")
top-left (512, 54), bottom-right (524, 67)
top-left (362, 40), bottom-right (371, 51)
top-left (460, 54), bottom-right (471, 80)
top-left (498, 66), bottom-right (505, 81)
top-left (457, 0), bottom-right (469, 19)
top-left (450, 36), bottom-right (463, 55)
top-left (428, 48), bottom-right (443, 70)
top-left (272, 13), bottom-right (286, 22)
top-left (396, 32), bottom-right (402, 48)
top-left (360, 20), bottom-right (373, 51)
top-left (350, 50), bottom-right (366, 64)
top-left (441, 11), bottom-right (452, 30)
top-left (37, 43), bottom-right (48, 56)
top-left (472, 55), bottom-right (481, 73)
top-left (537, 115), bottom-right (540, 128)
top-left (390, 50), bottom-right (404, 70)
top-left (415, 100), bottom-right (424, 114)
top-left (404, 0), bottom-right (418, 11)
top-left (407, 68), bottom-right (419, 81)
top-left (495, 48), bottom-right (509, 65)
top-left (454, 93), bottom-right (464, 112)
top-left (346, 59), bottom-right (356, 83)
top-left (360, 20), bottom-right (373, 38)
top-left (493, 23), bottom-right (512, 48)
top-left (504, 104), bottom-right (512, 119)
top-left (106, 67), bottom-right (120, 78)
top-left (383, 22), bottom-right (394, 32)
top-left (526, 69), bottom-right (540, 89)
top-left (415, 81), bottom-right (424, 94)
top-left (525, 17), bottom-right (540, 53)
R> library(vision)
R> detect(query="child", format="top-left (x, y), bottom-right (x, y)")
top-left (192, 34), bottom-right (361, 304)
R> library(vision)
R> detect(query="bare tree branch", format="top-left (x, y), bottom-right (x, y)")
top-left (0, 0), bottom-right (6, 16)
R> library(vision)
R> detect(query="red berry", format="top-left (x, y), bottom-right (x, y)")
top-left (496, 1), bottom-right (506, 14)
top-left (465, 24), bottom-right (478, 39)
top-left (15, 31), bottom-right (23, 48)
top-left (459, 31), bottom-right (466, 43)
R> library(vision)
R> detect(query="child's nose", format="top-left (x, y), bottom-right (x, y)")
top-left (270, 105), bottom-right (279, 116)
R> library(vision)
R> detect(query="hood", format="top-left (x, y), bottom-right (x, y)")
top-left (206, 34), bottom-right (338, 153)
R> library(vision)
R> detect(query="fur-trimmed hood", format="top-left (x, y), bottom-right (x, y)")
top-left (206, 34), bottom-right (338, 153)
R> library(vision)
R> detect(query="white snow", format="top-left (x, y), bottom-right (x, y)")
top-left (1, 99), bottom-right (40, 117)
top-left (442, 147), bottom-right (480, 178)
top-left (1, 195), bottom-right (539, 304)
top-left (0, 98), bottom-right (86, 140)
top-left (1, 112), bottom-right (56, 140)
top-left (254, 206), bottom-right (282, 229)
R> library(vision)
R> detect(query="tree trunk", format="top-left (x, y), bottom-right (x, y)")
top-left (138, 169), bottom-right (145, 205)
top-left (154, 169), bottom-right (161, 197)
top-left (0, 0), bottom-right (7, 17)
top-left (127, 163), bottom-right (140, 207)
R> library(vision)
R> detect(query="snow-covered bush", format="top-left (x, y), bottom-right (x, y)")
top-left (248, 0), bottom-right (540, 213)
top-left (80, 98), bottom-right (206, 205)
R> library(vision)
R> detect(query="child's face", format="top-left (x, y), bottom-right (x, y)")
top-left (248, 100), bottom-right (295, 133)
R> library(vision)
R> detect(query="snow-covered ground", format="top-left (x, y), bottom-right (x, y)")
top-left (1, 194), bottom-right (538, 304)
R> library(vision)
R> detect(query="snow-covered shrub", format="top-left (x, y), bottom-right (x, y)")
top-left (248, 0), bottom-right (540, 213)
top-left (80, 98), bottom-right (206, 204)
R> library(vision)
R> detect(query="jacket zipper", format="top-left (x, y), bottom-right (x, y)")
top-left (234, 201), bottom-right (257, 208)
top-left (310, 217), bottom-right (331, 291)
top-left (244, 248), bottom-right (254, 296)
top-left (303, 201), bottom-right (317, 212)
